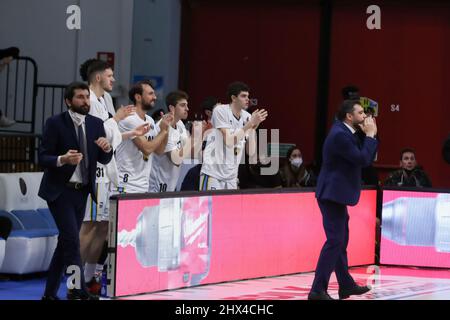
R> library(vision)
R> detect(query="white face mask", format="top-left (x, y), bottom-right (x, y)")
top-left (69, 109), bottom-right (86, 126)
top-left (290, 157), bottom-right (303, 168)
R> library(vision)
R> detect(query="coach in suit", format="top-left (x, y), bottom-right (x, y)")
top-left (308, 100), bottom-right (378, 300)
top-left (39, 82), bottom-right (113, 300)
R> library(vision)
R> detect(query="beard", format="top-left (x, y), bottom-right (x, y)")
top-left (142, 101), bottom-right (155, 111)
top-left (71, 103), bottom-right (90, 115)
top-left (353, 119), bottom-right (364, 130)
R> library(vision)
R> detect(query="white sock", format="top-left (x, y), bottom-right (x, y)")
top-left (95, 263), bottom-right (104, 276)
top-left (84, 263), bottom-right (96, 282)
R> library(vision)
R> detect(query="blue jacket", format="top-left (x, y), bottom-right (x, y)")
top-left (315, 121), bottom-right (378, 206)
top-left (38, 111), bottom-right (113, 203)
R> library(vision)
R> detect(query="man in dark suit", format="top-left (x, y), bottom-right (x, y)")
top-left (38, 82), bottom-right (113, 300)
top-left (309, 100), bottom-right (378, 300)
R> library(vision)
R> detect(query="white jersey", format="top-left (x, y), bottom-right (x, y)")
top-left (103, 92), bottom-right (116, 116)
top-left (116, 113), bottom-right (159, 193)
top-left (201, 104), bottom-right (251, 182)
top-left (88, 90), bottom-right (120, 184)
top-left (148, 120), bottom-right (189, 192)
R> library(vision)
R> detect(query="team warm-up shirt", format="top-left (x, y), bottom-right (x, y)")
top-left (148, 120), bottom-right (189, 192)
top-left (103, 92), bottom-right (116, 116)
top-left (116, 113), bottom-right (159, 193)
top-left (201, 104), bottom-right (251, 181)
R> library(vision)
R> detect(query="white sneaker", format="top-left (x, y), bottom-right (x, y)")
top-left (0, 115), bottom-right (15, 127)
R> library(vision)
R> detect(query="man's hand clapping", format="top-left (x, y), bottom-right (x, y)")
top-left (249, 109), bottom-right (268, 128)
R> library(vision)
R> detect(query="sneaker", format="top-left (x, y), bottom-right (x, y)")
top-left (0, 115), bottom-right (15, 127)
top-left (86, 277), bottom-right (102, 295)
top-left (66, 288), bottom-right (99, 300)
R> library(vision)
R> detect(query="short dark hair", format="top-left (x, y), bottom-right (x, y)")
top-left (201, 96), bottom-right (218, 111)
top-left (64, 82), bottom-right (89, 104)
top-left (79, 58), bottom-right (98, 82)
top-left (341, 85), bottom-right (360, 100)
top-left (151, 108), bottom-right (164, 122)
top-left (128, 80), bottom-right (154, 104)
top-left (86, 60), bottom-right (111, 83)
top-left (336, 99), bottom-right (361, 121)
top-left (400, 148), bottom-right (416, 160)
top-left (166, 90), bottom-right (189, 109)
top-left (286, 145), bottom-right (301, 159)
top-left (227, 81), bottom-right (249, 101)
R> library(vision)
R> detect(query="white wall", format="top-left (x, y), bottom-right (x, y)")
top-left (131, 0), bottom-right (181, 111)
top-left (77, 0), bottom-right (134, 106)
top-left (0, 0), bottom-right (182, 132)
top-left (0, 0), bottom-right (134, 104)
top-left (0, 0), bottom-right (78, 84)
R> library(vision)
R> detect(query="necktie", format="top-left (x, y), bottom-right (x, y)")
top-left (77, 124), bottom-right (89, 185)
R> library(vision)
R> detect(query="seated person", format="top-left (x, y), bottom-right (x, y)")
top-left (201, 96), bottom-right (219, 124)
top-left (238, 154), bottom-right (282, 189)
top-left (279, 146), bottom-right (316, 188)
top-left (180, 164), bottom-right (202, 191)
top-left (384, 148), bottom-right (432, 187)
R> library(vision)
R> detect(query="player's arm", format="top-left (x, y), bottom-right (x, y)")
top-left (133, 129), bottom-right (168, 157)
top-left (154, 113), bottom-right (174, 155)
top-left (121, 123), bottom-right (150, 141)
top-left (169, 134), bottom-right (195, 166)
top-left (334, 117), bottom-right (378, 167)
top-left (132, 113), bottom-right (173, 156)
top-left (169, 144), bottom-right (187, 166)
top-left (219, 109), bottom-right (268, 147)
top-left (113, 105), bottom-right (136, 124)
top-left (245, 127), bottom-right (258, 161)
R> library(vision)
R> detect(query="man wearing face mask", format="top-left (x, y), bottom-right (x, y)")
top-left (279, 146), bottom-right (316, 188)
top-left (384, 148), bottom-right (432, 187)
top-left (309, 99), bottom-right (378, 300)
top-left (38, 82), bottom-right (113, 300)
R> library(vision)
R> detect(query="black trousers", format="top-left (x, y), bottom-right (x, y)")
top-left (44, 187), bottom-right (88, 297)
top-left (311, 199), bottom-right (357, 293)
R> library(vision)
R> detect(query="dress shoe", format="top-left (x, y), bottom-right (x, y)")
top-left (308, 291), bottom-right (335, 300)
top-left (67, 289), bottom-right (99, 300)
top-left (41, 295), bottom-right (60, 300)
top-left (338, 285), bottom-right (371, 300)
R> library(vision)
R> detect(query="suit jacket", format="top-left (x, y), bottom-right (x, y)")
top-left (38, 111), bottom-right (113, 203)
top-left (315, 121), bottom-right (378, 206)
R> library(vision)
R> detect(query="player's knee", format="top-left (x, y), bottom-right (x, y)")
top-left (98, 221), bottom-right (109, 235)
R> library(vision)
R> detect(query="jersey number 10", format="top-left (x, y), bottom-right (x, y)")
top-left (159, 183), bottom-right (168, 192)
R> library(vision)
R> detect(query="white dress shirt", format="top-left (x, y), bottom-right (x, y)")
top-left (57, 110), bottom-right (87, 184)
